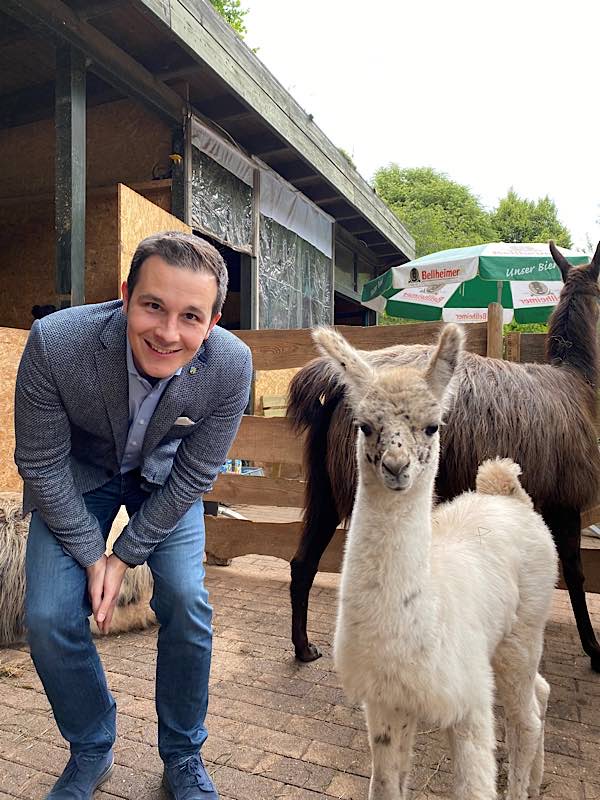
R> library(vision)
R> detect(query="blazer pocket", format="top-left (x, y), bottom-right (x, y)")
top-left (162, 420), bottom-right (202, 441)
top-left (175, 416), bottom-right (196, 426)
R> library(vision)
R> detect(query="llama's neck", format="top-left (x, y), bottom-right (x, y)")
top-left (348, 471), bottom-right (435, 602)
top-left (547, 286), bottom-right (599, 389)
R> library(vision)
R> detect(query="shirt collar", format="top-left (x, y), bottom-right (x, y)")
top-left (126, 337), bottom-right (183, 384)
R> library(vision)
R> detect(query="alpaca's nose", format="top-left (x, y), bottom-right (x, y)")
top-left (381, 455), bottom-right (410, 478)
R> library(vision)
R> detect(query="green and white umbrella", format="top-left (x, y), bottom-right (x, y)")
top-left (362, 242), bottom-right (589, 324)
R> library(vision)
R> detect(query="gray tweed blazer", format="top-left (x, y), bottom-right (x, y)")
top-left (14, 300), bottom-right (252, 568)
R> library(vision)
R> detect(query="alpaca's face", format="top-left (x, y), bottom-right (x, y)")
top-left (354, 369), bottom-right (443, 492)
top-left (312, 323), bottom-right (462, 493)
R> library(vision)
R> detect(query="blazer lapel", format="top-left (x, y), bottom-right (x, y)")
top-left (142, 345), bottom-right (209, 457)
top-left (95, 309), bottom-right (130, 464)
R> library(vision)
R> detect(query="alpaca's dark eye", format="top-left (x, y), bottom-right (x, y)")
top-left (424, 424), bottom-right (439, 437)
top-left (359, 423), bottom-right (373, 437)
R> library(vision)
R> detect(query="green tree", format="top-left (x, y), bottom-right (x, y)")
top-left (209, 0), bottom-right (248, 37)
top-left (490, 189), bottom-right (572, 248)
top-left (373, 166), bottom-right (497, 258)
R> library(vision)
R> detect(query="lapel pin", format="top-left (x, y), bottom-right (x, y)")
top-left (189, 366), bottom-right (198, 375)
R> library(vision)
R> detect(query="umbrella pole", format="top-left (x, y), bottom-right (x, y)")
top-left (486, 302), bottom-right (504, 359)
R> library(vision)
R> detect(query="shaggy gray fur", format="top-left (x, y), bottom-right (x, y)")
top-left (0, 492), bottom-right (155, 646)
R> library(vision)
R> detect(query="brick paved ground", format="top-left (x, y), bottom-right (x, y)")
top-left (0, 555), bottom-right (599, 799)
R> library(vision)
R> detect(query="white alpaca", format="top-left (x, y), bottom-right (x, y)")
top-left (313, 325), bottom-right (558, 800)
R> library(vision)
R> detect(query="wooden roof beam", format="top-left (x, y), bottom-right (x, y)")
top-left (359, 232), bottom-right (388, 245)
top-left (275, 160), bottom-right (317, 181)
top-left (335, 213), bottom-right (363, 222)
top-left (197, 93), bottom-right (251, 123)
top-left (368, 242), bottom-right (399, 251)
top-left (291, 175), bottom-right (321, 188)
top-left (341, 220), bottom-right (377, 235)
top-left (0, 74), bottom-right (120, 128)
top-left (157, 64), bottom-right (203, 81)
top-left (77, 1), bottom-right (126, 19)
top-left (307, 189), bottom-right (345, 205)
top-left (3, 0), bottom-right (186, 124)
top-left (344, 226), bottom-right (377, 237)
top-left (256, 146), bottom-right (293, 160)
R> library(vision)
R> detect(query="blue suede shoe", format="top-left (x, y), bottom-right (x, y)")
top-left (46, 751), bottom-right (114, 799)
top-left (163, 755), bottom-right (219, 799)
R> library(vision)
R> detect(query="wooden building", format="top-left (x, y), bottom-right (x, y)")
top-left (0, 0), bottom-right (415, 332)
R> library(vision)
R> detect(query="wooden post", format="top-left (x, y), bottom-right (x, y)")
top-left (486, 303), bottom-right (504, 359)
top-left (55, 45), bottom-right (86, 307)
top-left (504, 331), bottom-right (522, 362)
top-left (250, 166), bottom-right (260, 330)
top-left (171, 111), bottom-right (192, 225)
top-left (330, 223), bottom-right (336, 324)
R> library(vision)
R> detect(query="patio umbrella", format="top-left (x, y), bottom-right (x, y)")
top-left (361, 242), bottom-right (589, 324)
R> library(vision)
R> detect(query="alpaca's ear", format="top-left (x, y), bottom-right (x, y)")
top-left (312, 326), bottom-right (373, 396)
top-left (425, 324), bottom-right (464, 401)
top-left (588, 240), bottom-right (600, 282)
top-left (549, 240), bottom-right (572, 282)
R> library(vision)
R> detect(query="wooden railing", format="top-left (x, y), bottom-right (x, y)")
top-left (204, 322), bottom-right (488, 568)
top-left (204, 324), bottom-right (600, 594)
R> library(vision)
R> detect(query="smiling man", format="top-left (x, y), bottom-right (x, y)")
top-left (14, 231), bottom-right (252, 800)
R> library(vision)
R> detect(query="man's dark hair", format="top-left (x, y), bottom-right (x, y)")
top-left (127, 231), bottom-right (229, 316)
top-left (32, 304), bottom-right (57, 320)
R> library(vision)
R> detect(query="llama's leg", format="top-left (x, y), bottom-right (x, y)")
top-left (364, 702), bottom-right (416, 800)
top-left (448, 703), bottom-right (497, 800)
top-left (527, 674), bottom-right (550, 798)
top-left (290, 505), bottom-right (340, 661)
top-left (542, 505), bottom-right (600, 672)
top-left (494, 638), bottom-right (547, 800)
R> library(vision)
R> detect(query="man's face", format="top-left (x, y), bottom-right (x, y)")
top-left (122, 255), bottom-right (221, 379)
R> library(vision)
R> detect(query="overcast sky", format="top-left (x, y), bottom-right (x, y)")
top-left (244, 0), bottom-right (600, 251)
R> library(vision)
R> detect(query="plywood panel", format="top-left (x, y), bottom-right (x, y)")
top-left (0, 328), bottom-right (28, 491)
top-left (0, 192), bottom-right (121, 328)
top-left (86, 191), bottom-right (120, 304)
top-left (0, 202), bottom-right (55, 329)
top-left (254, 368), bottom-right (299, 414)
top-left (227, 416), bottom-right (303, 465)
top-left (118, 184), bottom-right (191, 285)
top-left (87, 99), bottom-right (172, 190)
top-left (0, 117), bottom-right (54, 200)
top-left (0, 99), bottom-right (172, 201)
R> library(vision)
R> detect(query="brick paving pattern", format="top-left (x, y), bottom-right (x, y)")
top-left (0, 555), bottom-right (599, 799)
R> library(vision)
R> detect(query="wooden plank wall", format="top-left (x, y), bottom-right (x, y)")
top-left (505, 331), bottom-right (547, 364)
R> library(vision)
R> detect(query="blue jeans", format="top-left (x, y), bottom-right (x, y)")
top-left (25, 470), bottom-right (211, 765)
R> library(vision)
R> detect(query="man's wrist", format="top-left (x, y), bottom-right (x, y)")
top-left (109, 553), bottom-right (131, 570)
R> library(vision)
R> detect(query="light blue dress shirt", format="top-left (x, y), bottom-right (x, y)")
top-left (120, 340), bottom-right (182, 474)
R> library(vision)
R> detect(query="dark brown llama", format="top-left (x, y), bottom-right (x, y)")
top-left (288, 241), bottom-right (600, 672)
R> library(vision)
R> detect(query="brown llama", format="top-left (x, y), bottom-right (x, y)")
top-left (288, 241), bottom-right (600, 672)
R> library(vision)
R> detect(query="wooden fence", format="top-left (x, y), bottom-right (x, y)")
top-left (206, 321), bottom-right (486, 566)
top-left (2, 320), bottom-right (597, 589)
top-left (205, 322), bottom-right (600, 593)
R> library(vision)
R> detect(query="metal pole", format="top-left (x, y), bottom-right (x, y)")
top-left (55, 45), bottom-right (86, 307)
